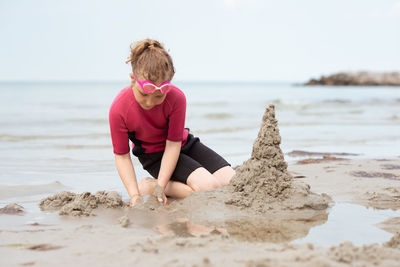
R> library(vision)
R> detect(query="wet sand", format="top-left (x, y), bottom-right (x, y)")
top-left (1, 159), bottom-right (400, 266)
top-left (1, 155), bottom-right (400, 267)
top-left (289, 158), bottom-right (400, 211)
top-left (1, 104), bottom-right (400, 266)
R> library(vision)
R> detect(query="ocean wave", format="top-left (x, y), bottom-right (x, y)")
top-left (322, 99), bottom-right (353, 104)
top-left (194, 126), bottom-right (257, 134)
top-left (279, 121), bottom-right (400, 126)
top-left (67, 118), bottom-right (108, 124)
top-left (296, 109), bottom-right (365, 116)
top-left (203, 113), bottom-right (234, 119)
top-left (270, 98), bottom-right (400, 110)
top-left (0, 133), bottom-right (109, 142)
top-left (191, 101), bottom-right (229, 106)
top-left (0, 181), bottom-right (68, 200)
top-left (52, 144), bottom-right (111, 150)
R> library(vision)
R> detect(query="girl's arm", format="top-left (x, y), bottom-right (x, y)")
top-left (155, 140), bottom-right (182, 204)
top-left (114, 153), bottom-right (141, 206)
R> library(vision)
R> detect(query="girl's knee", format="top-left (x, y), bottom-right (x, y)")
top-left (181, 185), bottom-right (195, 196)
top-left (187, 168), bottom-right (220, 192)
top-left (189, 180), bottom-right (219, 192)
top-left (164, 180), bottom-right (194, 198)
top-left (213, 166), bottom-right (236, 185)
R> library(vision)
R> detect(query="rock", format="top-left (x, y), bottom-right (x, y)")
top-left (304, 72), bottom-right (400, 86)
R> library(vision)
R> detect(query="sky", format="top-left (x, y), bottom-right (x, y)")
top-left (0, 0), bottom-right (399, 82)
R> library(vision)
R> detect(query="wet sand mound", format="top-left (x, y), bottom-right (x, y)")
top-left (327, 233), bottom-right (400, 265)
top-left (225, 104), bottom-right (331, 212)
top-left (364, 187), bottom-right (400, 210)
top-left (0, 203), bottom-right (25, 215)
top-left (39, 191), bottom-right (128, 216)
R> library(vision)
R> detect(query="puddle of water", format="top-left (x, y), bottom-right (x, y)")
top-left (152, 203), bottom-right (400, 246)
top-left (292, 203), bottom-right (400, 246)
top-left (0, 197), bottom-right (172, 233)
top-left (0, 200), bottom-right (63, 230)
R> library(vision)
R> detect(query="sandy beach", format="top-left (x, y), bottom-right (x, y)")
top-left (1, 104), bottom-right (400, 267)
top-left (1, 158), bottom-right (399, 266)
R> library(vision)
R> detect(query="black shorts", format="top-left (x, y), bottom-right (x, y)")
top-left (137, 133), bottom-right (231, 184)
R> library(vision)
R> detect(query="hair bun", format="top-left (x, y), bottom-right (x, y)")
top-left (126, 38), bottom-right (175, 82)
top-left (147, 41), bottom-right (162, 50)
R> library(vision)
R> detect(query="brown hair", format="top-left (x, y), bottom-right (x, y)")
top-left (126, 39), bottom-right (175, 84)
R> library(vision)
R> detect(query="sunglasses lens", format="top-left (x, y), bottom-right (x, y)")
top-left (143, 84), bottom-right (156, 93)
top-left (160, 85), bottom-right (172, 93)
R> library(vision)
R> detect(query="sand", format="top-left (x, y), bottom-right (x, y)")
top-left (118, 215), bottom-right (131, 228)
top-left (289, 158), bottom-right (400, 211)
top-left (378, 217), bottom-right (400, 234)
top-left (1, 104), bottom-right (400, 266)
top-left (39, 190), bottom-right (128, 216)
top-left (1, 218), bottom-right (399, 266)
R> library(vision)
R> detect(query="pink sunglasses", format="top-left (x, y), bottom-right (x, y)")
top-left (132, 74), bottom-right (178, 94)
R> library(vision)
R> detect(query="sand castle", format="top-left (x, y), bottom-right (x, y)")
top-left (226, 104), bottom-right (292, 208)
top-left (225, 104), bottom-right (331, 213)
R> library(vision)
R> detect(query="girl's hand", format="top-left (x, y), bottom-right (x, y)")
top-left (152, 184), bottom-right (168, 205)
top-left (129, 194), bottom-right (142, 207)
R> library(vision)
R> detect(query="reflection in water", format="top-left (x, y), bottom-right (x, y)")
top-left (153, 218), bottom-right (228, 238)
top-left (224, 213), bottom-right (328, 242)
top-left (153, 210), bottom-right (328, 243)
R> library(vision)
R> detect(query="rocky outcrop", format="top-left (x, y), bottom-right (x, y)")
top-left (305, 72), bottom-right (400, 86)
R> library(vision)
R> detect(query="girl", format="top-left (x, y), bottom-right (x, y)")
top-left (109, 39), bottom-right (235, 206)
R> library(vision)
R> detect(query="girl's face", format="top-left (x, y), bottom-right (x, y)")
top-left (130, 74), bottom-right (167, 110)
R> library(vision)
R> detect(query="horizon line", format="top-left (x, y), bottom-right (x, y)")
top-left (0, 79), bottom-right (300, 84)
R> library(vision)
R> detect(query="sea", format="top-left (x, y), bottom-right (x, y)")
top-left (1, 81), bottom-right (399, 200)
